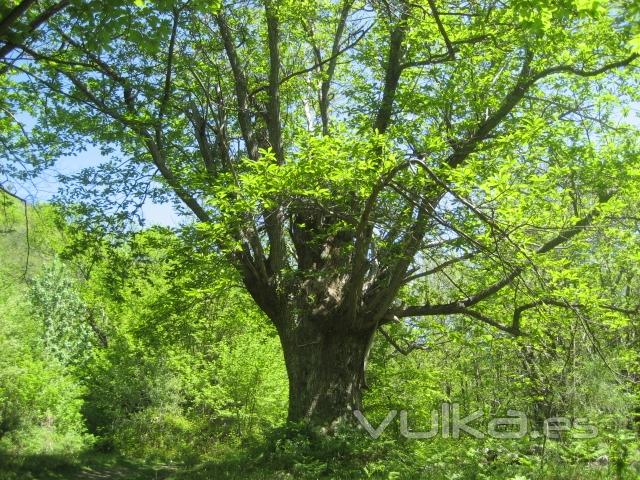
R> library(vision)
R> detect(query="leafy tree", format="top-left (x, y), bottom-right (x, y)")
top-left (57, 227), bottom-right (288, 458)
top-left (0, 0), bottom-right (73, 192)
top-left (0, 197), bottom-right (92, 459)
top-left (2, 0), bottom-right (640, 429)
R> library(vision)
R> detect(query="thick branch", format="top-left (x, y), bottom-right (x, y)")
top-left (186, 103), bottom-right (217, 177)
top-left (446, 50), bottom-right (534, 167)
top-left (511, 298), bottom-right (571, 332)
top-left (144, 140), bottom-right (212, 223)
top-left (343, 163), bottom-right (410, 321)
top-left (397, 194), bottom-right (613, 322)
top-left (447, 52), bottom-right (639, 168)
top-left (532, 54), bottom-right (639, 81)
top-left (215, 11), bottom-right (259, 160)
top-left (0, 0), bottom-right (37, 38)
top-left (374, 10), bottom-right (408, 133)
top-left (426, 0), bottom-right (454, 59)
top-left (264, 5), bottom-right (286, 274)
top-left (319, 0), bottom-right (353, 134)
top-left (0, 0), bottom-right (69, 62)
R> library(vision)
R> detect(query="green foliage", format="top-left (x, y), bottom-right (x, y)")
top-left (2, 0), bottom-right (640, 477)
top-left (0, 201), bottom-right (93, 462)
top-left (0, 194), bottom-right (639, 479)
top-left (29, 263), bottom-right (95, 368)
top-left (47, 226), bottom-right (288, 462)
top-left (0, 330), bottom-right (89, 456)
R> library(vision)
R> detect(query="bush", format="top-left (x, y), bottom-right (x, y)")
top-left (0, 274), bottom-right (93, 460)
top-left (0, 333), bottom-right (93, 459)
top-left (111, 407), bottom-right (195, 462)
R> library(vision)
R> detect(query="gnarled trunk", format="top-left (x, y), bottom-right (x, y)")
top-left (279, 317), bottom-right (376, 428)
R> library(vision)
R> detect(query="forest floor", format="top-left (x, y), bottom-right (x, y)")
top-left (0, 451), bottom-right (279, 480)
top-left (0, 453), bottom-right (182, 480)
top-left (0, 449), bottom-right (634, 480)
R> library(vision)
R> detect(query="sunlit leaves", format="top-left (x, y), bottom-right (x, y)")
top-left (2, 0), bottom-right (640, 380)
top-left (203, 129), bottom-right (400, 252)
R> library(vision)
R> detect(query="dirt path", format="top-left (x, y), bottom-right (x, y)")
top-left (72, 462), bottom-right (178, 480)
top-left (0, 456), bottom-right (181, 480)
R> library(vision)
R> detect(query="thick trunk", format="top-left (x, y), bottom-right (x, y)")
top-left (279, 318), bottom-right (375, 428)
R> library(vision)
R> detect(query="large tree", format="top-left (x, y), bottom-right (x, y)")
top-left (2, 0), bottom-right (640, 427)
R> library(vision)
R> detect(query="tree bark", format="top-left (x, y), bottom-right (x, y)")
top-left (278, 316), bottom-right (376, 429)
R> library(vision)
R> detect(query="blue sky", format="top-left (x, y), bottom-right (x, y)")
top-left (5, 109), bottom-right (182, 227)
top-left (12, 144), bottom-right (181, 227)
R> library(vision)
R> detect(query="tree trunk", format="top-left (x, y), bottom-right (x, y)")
top-left (279, 317), bottom-right (376, 429)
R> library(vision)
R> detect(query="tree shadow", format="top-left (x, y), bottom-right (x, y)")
top-left (0, 451), bottom-right (178, 480)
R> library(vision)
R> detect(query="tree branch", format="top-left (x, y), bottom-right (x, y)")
top-left (156, 8), bottom-right (180, 147)
top-left (396, 194), bottom-right (613, 323)
top-left (378, 326), bottom-right (433, 354)
top-left (426, 0), bottom-right (454, 59)
top-left (0, 0), bottom-right (69, 62)
top-left (372, 51), bottom-right (637, 325)
top-left (401, 251), bottom-right (476, 284)
top-left (0, 0), bottom-right (37, 38)
top-left (374, 13), bottom-right (407, 133)
top-left (215, 10), bottom-right (259, 160)
top-left (319, 0), bottom-right (353, 134)
top-left (250, 23), bottom-right (371, 97)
